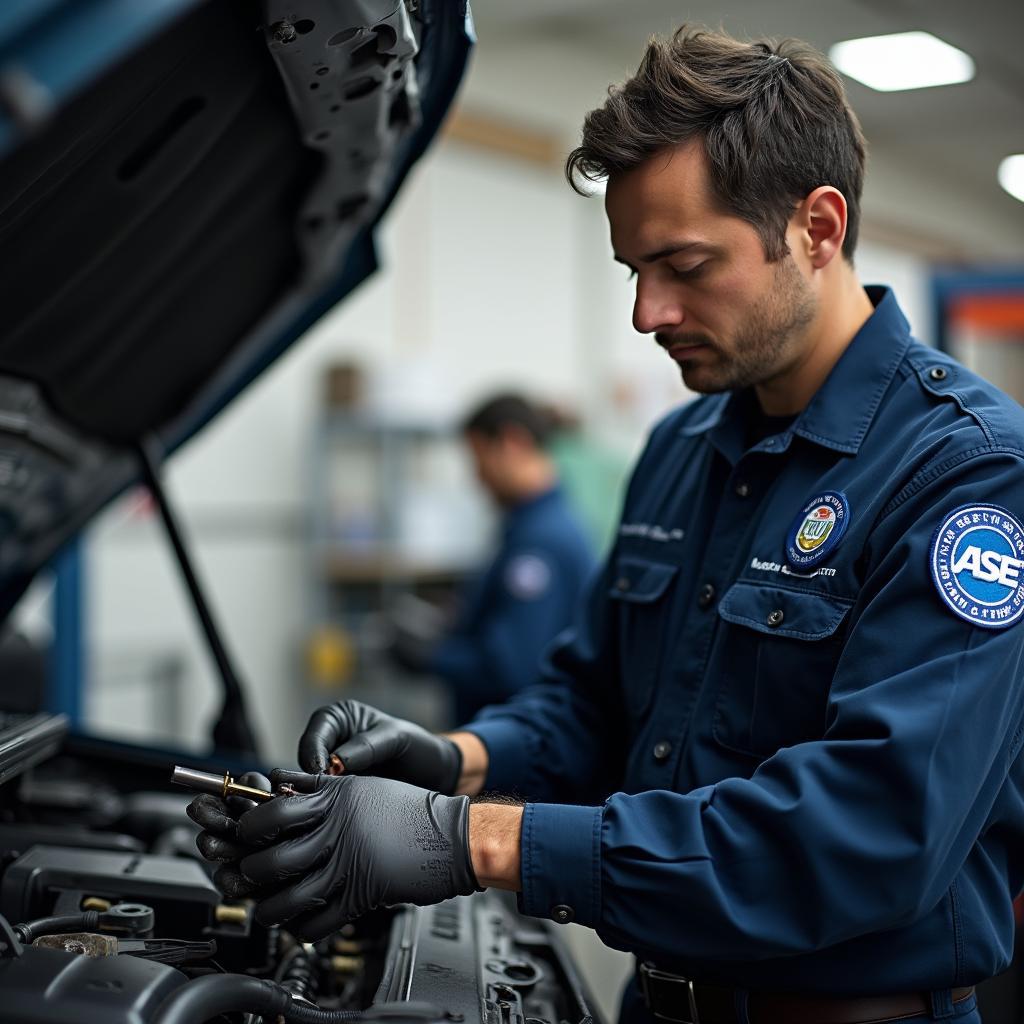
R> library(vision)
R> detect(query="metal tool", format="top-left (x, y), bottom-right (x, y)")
top-left (171, 765), bottom-right (275, 803)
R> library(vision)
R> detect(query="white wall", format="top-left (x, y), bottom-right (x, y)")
top-left (856, 239), bottom-right (933, 345)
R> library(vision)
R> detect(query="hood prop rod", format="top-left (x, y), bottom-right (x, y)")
top-left (136, 439), bottom-right (259, 757)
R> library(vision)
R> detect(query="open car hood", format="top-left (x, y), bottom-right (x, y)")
top-left (0, 0), bottom-right (473, 620)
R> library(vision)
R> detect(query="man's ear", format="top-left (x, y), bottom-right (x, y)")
top-left (792, 186), bottom-right (847, 270)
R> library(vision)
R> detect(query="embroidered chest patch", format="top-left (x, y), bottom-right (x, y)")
top-left (504, 554), bottom-right (551, 600)
top-left (786, 491), bottom-right (850, 569)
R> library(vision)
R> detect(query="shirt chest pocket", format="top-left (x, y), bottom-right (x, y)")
top-left (608, 555), bottom-right (679, 719)
top-left (712, 582), bottom-right (853, 759)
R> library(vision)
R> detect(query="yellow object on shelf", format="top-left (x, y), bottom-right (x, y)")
top-left (306, 625), bottom-right (355, 688)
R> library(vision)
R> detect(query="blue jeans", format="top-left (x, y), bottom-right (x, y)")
top-left (619, 976), bottom-right (982, 1024)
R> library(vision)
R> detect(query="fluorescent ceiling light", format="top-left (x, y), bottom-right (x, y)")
top-left (829, 31), bottom-right (975, 92)
top-left (999, 155), bottom-right (1024, 204)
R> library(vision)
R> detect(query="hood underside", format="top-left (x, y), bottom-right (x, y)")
top-left (0, 0), bottom-right (473, 618)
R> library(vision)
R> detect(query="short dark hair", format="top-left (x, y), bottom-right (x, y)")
top-left (462, 393), bottom-right (553, 448)
top-left (566, 26), bottom-right (867, 262)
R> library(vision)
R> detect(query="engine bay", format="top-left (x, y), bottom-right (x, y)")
top-left (0, 714), bottom-right (600, 1024)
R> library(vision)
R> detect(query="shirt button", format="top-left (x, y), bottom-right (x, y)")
top-left (929, 366), bottom-right (948, 382)
top-left (735, 482), bottom-right (750, 498)
top-left (551, 904), bottom-right (574, 924)
top-left (653, 741), bottom-right (672, 762)
top-left (697, 583), bottom-right (716, 609)
top-left (767, 609), bottom-right (785, 627)
top-left (615, 577), bottom-right (631, 592)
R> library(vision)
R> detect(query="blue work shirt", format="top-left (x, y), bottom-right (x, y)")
top-left (466, 287), bottom-right (1024, 996)
top-left (431, 485), bottom-right (595, 723)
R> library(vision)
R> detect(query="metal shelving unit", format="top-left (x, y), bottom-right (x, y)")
top-left (305, 408), bottom-right (488, 729)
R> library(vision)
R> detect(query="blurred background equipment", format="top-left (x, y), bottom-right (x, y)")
top-left (387, 592), bottom-right (448, 674)
top-left (934, 269), bottom-right (1024, 406)
top-left (306, 359), bottom-right (491, 734)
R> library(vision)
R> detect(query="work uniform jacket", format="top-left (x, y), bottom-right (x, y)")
top-left (431, 485), bottom-right (594, 723)
top-left (465, 287), bottom-right (1024, 996)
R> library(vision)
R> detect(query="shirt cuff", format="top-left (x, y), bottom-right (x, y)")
top-left (518, 802), bottom-right (602, 928)
top-left (462, 718), bottom-right (536, 794)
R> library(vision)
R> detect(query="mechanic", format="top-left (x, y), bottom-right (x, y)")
top-left (391, 392), bottom-right (596, 722)
top-left (190, 26), bottom-right (1024, 1024)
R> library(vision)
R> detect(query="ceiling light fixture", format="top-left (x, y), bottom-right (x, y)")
top-left (829, 31), bottom-right (975, 92)
top-left (998, 155), bottom-right (1024, 204)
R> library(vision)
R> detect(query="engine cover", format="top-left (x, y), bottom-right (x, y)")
top-left (0, 943), bottom-right (186, 1024)
top-left (1, 846), bottom-right (219, 930)
top-left (379, 895), bottom-right (600, 1024)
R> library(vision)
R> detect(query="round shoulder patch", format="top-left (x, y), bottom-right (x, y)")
top-left (504, 554), bottom-right (552, 601)
top-left (931, 504), bottom-right (1024, 629)
top-left (785, 491), bottom-right (850, 569)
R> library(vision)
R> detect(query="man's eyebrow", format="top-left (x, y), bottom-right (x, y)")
top-left (614, 241), bottom-right (718, 266)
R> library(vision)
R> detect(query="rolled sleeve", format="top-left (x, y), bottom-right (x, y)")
top-left (519, 802), bottom-right (602, 928)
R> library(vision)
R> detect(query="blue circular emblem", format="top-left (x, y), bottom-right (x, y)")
top-left (930, 504), bottom-right (1024, 629)
top-left (785, 491), bottom-right (850, 569)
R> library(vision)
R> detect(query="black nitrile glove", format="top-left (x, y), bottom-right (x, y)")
top-left (387, 595), bottom-right (445, 673)
top-left (236, 770), bottom-right (480, 941)
top-left (388, 625), bottom-right (437, 674)
top-left (185, 771), bottom-right (272, 899)
top-left (298, 700), bottom-right (462, 794)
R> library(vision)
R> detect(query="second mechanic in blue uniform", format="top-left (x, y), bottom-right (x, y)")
top-left (390, 392), bottom-right (596, 723)
top-left (191, 25), bottom-right (1024, 1024)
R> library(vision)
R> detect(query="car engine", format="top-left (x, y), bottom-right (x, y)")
top-left (0, 714), bottom-right (601, 1024)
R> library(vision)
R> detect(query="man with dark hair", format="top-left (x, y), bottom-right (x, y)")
top-left (461, 392), bottom-right (554, 450)
top-left (567, 30), bottom-right (867, 263)
top-left (393, 392), bottom-right (596, 722)
top-left (191, 26), bottom-right (1024, 1024)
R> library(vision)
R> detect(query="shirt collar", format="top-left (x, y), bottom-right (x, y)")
top-left (791, 285), bottom-right (912, 454)
top-left (505, 484), bottom-right (561, 526)
top-left (686, 285), bottom-right (912, 459)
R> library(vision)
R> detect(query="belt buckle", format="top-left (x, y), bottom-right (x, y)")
top-left (639, 962), bottom-right (701, 1024)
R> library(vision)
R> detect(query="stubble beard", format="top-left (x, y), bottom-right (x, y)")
top-left (675, 257), bottom-right (818, 395)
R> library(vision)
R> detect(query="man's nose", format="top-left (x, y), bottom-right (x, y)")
top-left (632, 278), bottom-right (685, 335)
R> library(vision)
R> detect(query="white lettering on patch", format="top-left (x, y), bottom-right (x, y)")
top-left (619, 523), bottom-right (685, 543)
top-left (751, 556), bottom-right (836, 579)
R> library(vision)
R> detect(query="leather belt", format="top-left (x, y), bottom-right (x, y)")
top-left (637, 962), bottom-right (975, 1024)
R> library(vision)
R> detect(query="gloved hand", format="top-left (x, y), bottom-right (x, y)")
top-left (388, 624), bottom-right (437, 674)
top-left (236, 770), bottom-right (480, 940)
top-left (185, 771), bottom-right (272, 899)
top-left (386, 594), bottom-right (446, 673)
top-left (298, 700), bottom-right (462, 794)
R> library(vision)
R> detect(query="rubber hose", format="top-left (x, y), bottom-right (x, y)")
top-left (279, 1005), bottom-right (363, 1023)
top-left (153, 976), bottom-right (290, 1024)
top-left (152, 974), bottom-right (367, 1024)
top-left (15, 911), bottom-right (99, 944)
top-left (278, 945), bottom-right (317, 1003)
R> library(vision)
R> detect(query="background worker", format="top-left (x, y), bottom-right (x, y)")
top-left (190, 26), bottom-right (1024, 1024)
top-left (391, 392), bottom-right (596, 722)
